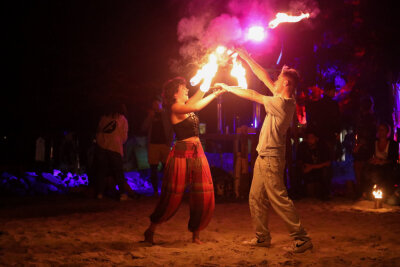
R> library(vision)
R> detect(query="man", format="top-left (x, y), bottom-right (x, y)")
top-left (141, 96), bottom-right (174, 196)
top-left (296, 128), bottom-right (331, 200)
top-left (307, 82), bottom-right (341, 161)
top-left (216, 48), bottom-right (312, 253)
top-left (94, 103), bottom-right (129, 201)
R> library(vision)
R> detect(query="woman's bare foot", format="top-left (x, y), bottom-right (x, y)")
top-left (192, 231), bottom-right (202, 244)
top-left (144, 228), bottom-right (154, 244)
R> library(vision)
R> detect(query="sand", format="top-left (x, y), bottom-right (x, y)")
top-left (1, 195), bottom-right (399, 266)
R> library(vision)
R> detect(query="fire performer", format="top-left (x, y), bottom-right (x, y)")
top-left (144, 77), bottom-right (225, 244)
top-left (215, 48), bottom-right (312, 253)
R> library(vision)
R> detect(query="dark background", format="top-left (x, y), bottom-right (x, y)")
top-left (2, 0), bottom-right (399, 168)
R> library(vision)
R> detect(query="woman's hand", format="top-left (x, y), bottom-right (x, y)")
top-left (213, 87), bottom-right (227, 96)
top-left (214, 83), bottom-right (230, 91)
top-left (214, 83), bottom-right (244, 92)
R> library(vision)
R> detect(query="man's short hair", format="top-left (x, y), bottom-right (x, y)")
top-left (281, 66), bottom-right (300, 90)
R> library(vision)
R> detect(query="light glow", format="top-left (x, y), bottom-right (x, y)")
top-left (216, 46), bottom-right (226, 54)
top-left (247, 26), bottom-right (266, 42)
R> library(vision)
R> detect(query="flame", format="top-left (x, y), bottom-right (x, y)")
top-left (268, 12), bottom-right (310, 29)
top-left (231, 54), bottom-right (247, 89)
top-left (372, 184), bottom-right (383, 199)
top-left (190, 45), bottom-right (248, 91)
top-left (190, 53), bottom-right (219, 92)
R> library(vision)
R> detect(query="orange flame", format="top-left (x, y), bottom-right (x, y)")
top-left (190, 53), bottom-right (219, 92)
top-left (191, 46), bottom-right (248, 91)
top-left (372, 184), bottom-right (383, 199)
top-left (268, 12), bottom-right (310, 29)
top-left (231, 54), bottom-right (247, 89)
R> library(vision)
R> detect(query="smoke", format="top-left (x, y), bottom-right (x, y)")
top-left (289, 0), bottom-right (320, 18)
top-left (172, 0), bottom-right (319, 73)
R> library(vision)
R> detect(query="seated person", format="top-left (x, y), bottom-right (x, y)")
top-left (296, 128), bottom-right (332, 200)
top-left (363, 123), bottom-right (399, 199)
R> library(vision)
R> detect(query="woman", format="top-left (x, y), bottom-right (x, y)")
top-left (144, 77), bottom-right (225, 244)
top-left (363, 123), bottom-right (399, 198)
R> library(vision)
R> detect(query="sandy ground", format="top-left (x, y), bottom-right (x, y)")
top-left (1, 195), bottom-right (400, 266)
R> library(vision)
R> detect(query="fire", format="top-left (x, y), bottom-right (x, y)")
top-left (190, 46), bottom-right (248, 91)
top-left (268, 12), bottom-right (310, 29)
top-left (190, 53), bottom-right (219, 92)
top-left (231, 53), bottom-right (247, 89)
top-left (372, 184), bottom-right (383, 199)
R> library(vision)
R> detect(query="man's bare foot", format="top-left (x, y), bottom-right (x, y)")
top-left (192, 232), bottom-right (202, 244)
top-left (144, 228), bottom-right (154, 244)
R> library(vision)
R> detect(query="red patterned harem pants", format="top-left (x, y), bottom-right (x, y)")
top-left (150, 141), bottom-right (215, 232)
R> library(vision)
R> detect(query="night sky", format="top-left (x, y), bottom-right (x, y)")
top-left (2, 0), bottom-right (400, 165)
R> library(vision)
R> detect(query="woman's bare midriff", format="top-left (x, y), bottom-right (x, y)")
top-left (180, 136), bottom-right (200, 142)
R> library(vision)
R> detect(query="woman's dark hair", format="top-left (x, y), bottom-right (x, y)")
top-left (162, 77), bottom-right (186, 110)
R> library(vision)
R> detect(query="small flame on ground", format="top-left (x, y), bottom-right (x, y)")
top-left (372, 184), bottom-right (383, 199)
top-left (268, 12), bottom-right (310, 29)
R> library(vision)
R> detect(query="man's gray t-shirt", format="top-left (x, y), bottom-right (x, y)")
top-left (256, 95), bottom-right (296, 157)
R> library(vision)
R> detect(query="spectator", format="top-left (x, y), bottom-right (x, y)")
top-left (353, 95), bottom-right (376, 198)
top-left (141, 96), bottom-right (173, 196)
top-left (94, 103), bottom-right (129, 201)
top-left (296, 128), bottom-right (332, 200)
top-left (362, 123), bottom-right (399, 199)
top-left (307, 82), bottom-right (341, 161)
top-left (35, 135), bottom-right (46, 172)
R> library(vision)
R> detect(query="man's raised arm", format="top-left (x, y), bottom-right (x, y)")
top-left (236, 47), bottom-right (276, 95)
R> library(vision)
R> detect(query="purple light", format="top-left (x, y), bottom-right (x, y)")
top-left (247, 26), bottom-right (266, 42)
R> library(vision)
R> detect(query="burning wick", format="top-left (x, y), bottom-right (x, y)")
top-left (247, 26), bottom-right (266, 42)
top-left (268, 12), bottom-right (310, 29)
top-left (372, 184), bottom-right (383, 209)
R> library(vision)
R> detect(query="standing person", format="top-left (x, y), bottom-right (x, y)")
top-left (215, 48), bottom-right (312, 253)
top-left (144, 77), bottom-right (225, 245)
top-left (141, 96), bottom-right (174, 196)
top-left (94, 103), bottom-right (129, 201)
top-left (308, 83), bottom-right (341, 161)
